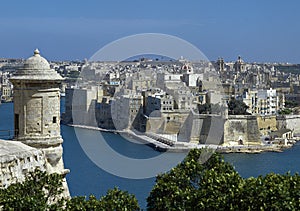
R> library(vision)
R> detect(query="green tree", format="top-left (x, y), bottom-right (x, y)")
top-left (227, 98), bottom-right (249, 115)
top-left (147, 149), bottom-right (300, 210)
top-left (66, 187), bottom-right (140, 211)
top-left (2, 151), bottom-right (300, 210)
top-left (147, 149), bottom-right (242, 210)
top-left (99, 187), bottom-right (140, 211)
top-left (0, 169), bottom-right (65, 210)
top-left (198, 103), bottom-right (222, 114)
top-left (198, 103), bottom-right (211, 114)
top-left (65, 195), bottom-right (102, 210)
top-left (278, 108), bottom-right (292, 115)
top-left (67, 70), bottom-right (80, 78)
top-left (285, 100), bottom-right (299, 108)
top-left (239, 173), bottom-right (300, 210)
top-left (0, 169), bottom-right (140, 211)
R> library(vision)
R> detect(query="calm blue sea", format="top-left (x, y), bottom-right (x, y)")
top-left (0, 101), bottom-right (300, 208)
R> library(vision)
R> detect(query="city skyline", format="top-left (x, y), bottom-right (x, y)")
top-left (1, 0), bottom-right (300, 63)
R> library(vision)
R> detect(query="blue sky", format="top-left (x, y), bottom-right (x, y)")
top-left (0, 0), bottom-right (299, 63)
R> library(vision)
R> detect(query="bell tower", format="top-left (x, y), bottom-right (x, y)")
top-left (10, 49), bottom-right (69, 195)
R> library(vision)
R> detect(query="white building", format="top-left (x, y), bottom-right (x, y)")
top-left (243, 90), bottom-right (258, 114)
top-left (156, 72), bottom-right (182, 90)
top-left (243, 88), bottom-right (284, 115)
top-left (257, 88), bottom-right (278, 115)
top-left (182, 73), bottom-right (203, 87)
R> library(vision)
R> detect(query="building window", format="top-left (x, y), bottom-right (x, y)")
top-left (53, 116), bottom-right (57, 123)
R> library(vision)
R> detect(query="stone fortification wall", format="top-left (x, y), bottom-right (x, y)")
top-left (149, 112), bottom-right (261, 145)
top-left (277, 115), bottom-right (300, 134)
top-left (177, 112), bottom-right (224, 145)
top-left (146, 112), bottom-right (189, 135)
top-left (224, 115), bottom-right (260, 144)
top-left (177, 112), bottom-right (196, 143)
top-left (0, 140), bottom-right (45, 188)
top-left (146, 117), bottom-right (164, 133)
top-left (257, 115), bottom-right (277, 135)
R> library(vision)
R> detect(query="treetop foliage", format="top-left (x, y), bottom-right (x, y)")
top-left (0, 169), bottom-right (65, 211)
top-left (65, 187), bottom-right (140, 211)
top-left (147, 148), bottom-right (300, 211)
top-left (198, 103), bottom-right (222, 114)
top-left (227, 98), bottom-right (250, 115)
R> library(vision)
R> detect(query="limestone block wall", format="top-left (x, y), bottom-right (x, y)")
top-left (146, 112), bottom-right (189, 135)
top-left (13, 84), bottom-right (61, 141)
top-left (277, 115), bottom-right (300, 134)
top-left (177, 112), bottom-right (196, 143)
top-left (224, 115), bottom-right (260, 144)
top-left (177, 112), bottom-right (224, 145)
top-left (0, 140), bottom-right (45, 188)
top-left (257, 115), bottom-right (277, 135)
top-left (147, 113), bottom-right (261, 145)
top-left (202, 115), bottom-right (224, 145)
top-left (146, 117), bottom-right (164, 133)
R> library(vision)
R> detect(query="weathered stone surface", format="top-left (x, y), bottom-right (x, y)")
top-left (3, 49), bottom-right (70, 196)
top-left (257, 115), bottom-right (277, 135)
top-left (177, 112), bottom-right (224, 145)
top-left (277, 115), bottom-right (300, 134)
top-left (0, 140), bottom-right (45, 188)
top-left (224, 115), bottom-right (260, 144)
top-left (10, 49), bottom-right (63, 81)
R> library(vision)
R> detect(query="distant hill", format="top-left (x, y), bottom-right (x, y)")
top-left (124, 54), bottom-right (175, 62)
top-left (274, 64), bottom-right (300, 74)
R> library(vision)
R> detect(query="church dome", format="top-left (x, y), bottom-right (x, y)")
top-left (11, 49), bottom-right (63, 81)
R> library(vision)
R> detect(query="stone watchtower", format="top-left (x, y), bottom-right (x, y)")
top-left (10, 49), bottom-right (69, 194)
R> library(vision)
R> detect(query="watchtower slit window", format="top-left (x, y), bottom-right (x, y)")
top-left (14, 114), bottom-right (19, 136)
top-left (53, 116), bottom-right (57, 123)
